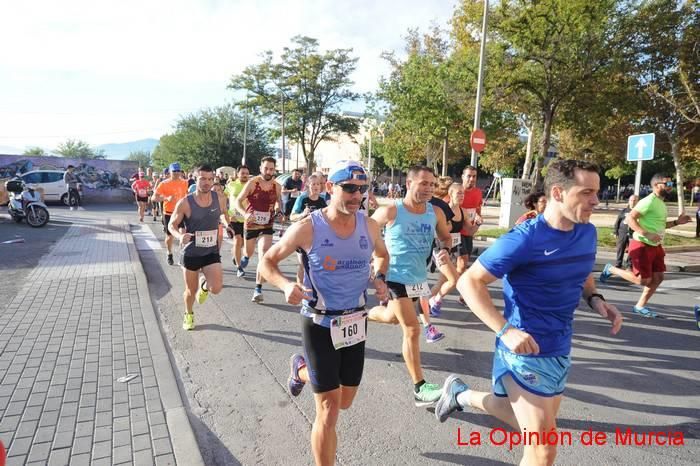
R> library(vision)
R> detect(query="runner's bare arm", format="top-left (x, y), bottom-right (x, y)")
top-left (367, 217), bottom-right (389, 302)
top-left (234, 179), bottom-right (254, 217)
top-left (168, 198), bottom-right (190, 243)
top-left (276, 183), bottom-right (283, 213)
top-left (582, 274), bottom-right (623, 335)
top-left (218, 194), bottom-right (230, 228)
top-left (370, 203), bottom-right (397, 228)
top-left (259, 219), bottom-right (314, 304)
top-left (434, 209), bottom-right (452, 245)
top-left (459, 260), bottom-right (540, 355)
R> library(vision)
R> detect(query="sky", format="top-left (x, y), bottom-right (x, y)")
top-left (0, 0), bottom-right (457, 151)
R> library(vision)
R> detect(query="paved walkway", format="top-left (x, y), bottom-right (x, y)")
top-left (0, 220), bottom-right (202, 465)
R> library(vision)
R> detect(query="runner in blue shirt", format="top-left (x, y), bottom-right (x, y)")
top-left (260, 161), bottom-right (389, 466)
top-left (434, 160), bottom-right (623, 466)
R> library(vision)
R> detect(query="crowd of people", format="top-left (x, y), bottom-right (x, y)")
top-left (126, 157), bottom-right (695, 466)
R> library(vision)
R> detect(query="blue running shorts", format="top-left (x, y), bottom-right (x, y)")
top-left (492, 347), bottom-right (571, 397)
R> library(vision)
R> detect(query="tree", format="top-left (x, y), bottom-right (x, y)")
top-left (152, 105), bottom-right (272, 171)
top-left (228, 36), bottom-right (360, 172)
top-left (23, 147), bottom-right (47, 156)
top-left (453, 0), bottom-right (624, 184)
top-left (621, 0), bottom-right (699, 211)
top-left (127, 150), bottom-right (152, 169)
top-left (55, 139), bottom-right (105, 159)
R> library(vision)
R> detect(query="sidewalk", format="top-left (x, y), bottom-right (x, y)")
top-left (0, 220), bottom-right (202, 465)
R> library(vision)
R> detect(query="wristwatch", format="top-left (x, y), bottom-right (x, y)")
top-left (373, 272), bottom-right (386, 282)
top-left (586, 293), bottom-right (605, 309)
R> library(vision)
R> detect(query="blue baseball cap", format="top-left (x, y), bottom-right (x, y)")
top-left (328, 160), bottom-right (367, 184)
top-left (169, 162), bottom-right (182, 172)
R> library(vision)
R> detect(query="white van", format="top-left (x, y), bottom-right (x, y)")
top-left (20, 170), bottom-right (76, 205)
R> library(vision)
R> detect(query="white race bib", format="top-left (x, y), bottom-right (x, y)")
top-left (406, 281), bottom-right (431, 298)
top-left (465, 208), bottom-right (477, 222)
top-left (290, 191), bottom-right (299, 198)
top-left (253, 210), bottom-right (271, 225)
top-left (450, 232), bottom-right (461, 248)
top-left (137, 188), bottom-right (147, 197)
top-left (195, 229), bottom-right (217, 247)
top-left (330, 312), bottom-right (367, 350)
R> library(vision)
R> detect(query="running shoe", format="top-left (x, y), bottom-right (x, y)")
top-left (414, 382), bottom-right (442, 407)
top-left (429, 297), bottom-right (442, 317)
top-left (182, 313), bottom-right (194, 331)
top-left (240, 256), bottom-right (249, 269)
top-left (252, 288), bottom-right (264, 303)
top-left (633, 306), bottom-right (658, 318)
top-left (167, 253), bottom-right (174, 266)
top-left (599, 263), bottom-right (613, 283)
top-left (288, 353), bottom-right (306, 397)
top-left (425, 325), bottom-right (445, 343)
top-left (236, 268), bottom-right (245, 278)
top-left (196, 277), bottom-right (209, 304)
top-left (435, 374), bottom-right (469, 423)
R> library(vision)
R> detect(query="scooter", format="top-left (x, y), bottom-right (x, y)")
top-left (5, 178), bottom-right (50, 227)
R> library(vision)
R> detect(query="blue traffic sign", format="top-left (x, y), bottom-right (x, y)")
top-left (627, 133), bottom-right (655, 161)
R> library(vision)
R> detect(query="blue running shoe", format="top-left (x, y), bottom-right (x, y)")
top-left (429, 297), bottom-right (442, 317)
top-left (435, 374), bottom-right (469, 423)
top-left (599, 263), bottom-right (613, 283)
top-left (240, 256), bottom-right (249, 270)
top-left (236, 267), bottom-right (245, 278)
top-left (288, 354), bottom-right (306, 397)
top-left (633, 306), bottom-right (658, 318)
top-left (425, 325), bottom-right (445, 343)
top-left (252, 288), bottom-right (264, 303)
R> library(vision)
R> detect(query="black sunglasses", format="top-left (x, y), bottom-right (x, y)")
top-left (339, 183), bottom-right (369, 194)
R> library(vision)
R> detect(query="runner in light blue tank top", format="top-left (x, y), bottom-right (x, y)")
top-left (300, 210), bottom-right (374, 327)
top-left (384, 199), bottom-right (437, 285)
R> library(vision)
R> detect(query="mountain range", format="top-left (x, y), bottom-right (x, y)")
top-left (0, 138), bottom-right (159, 160)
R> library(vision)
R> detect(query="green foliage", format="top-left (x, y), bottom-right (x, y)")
top-left (23, 147), bottom-right (47, 156)
top-left (228, 36), bottom-right (360, 172)
top-left (127, 150), bottom-right (152, 170)
top-left (152, 105), bottom-right (272, 172)
top-left (55, 139), bottom-right (105, 159)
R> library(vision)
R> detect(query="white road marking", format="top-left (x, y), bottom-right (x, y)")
top-left (657, 277), bottom-right (700, 291)
top-left (132, 224), bottom-right (163, 251)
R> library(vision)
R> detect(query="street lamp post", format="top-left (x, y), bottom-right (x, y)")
top-left (470, 0), bottom-right (489, 168)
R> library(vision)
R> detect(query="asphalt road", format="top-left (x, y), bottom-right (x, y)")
top-left (3, 204), bottom-right (698, 465)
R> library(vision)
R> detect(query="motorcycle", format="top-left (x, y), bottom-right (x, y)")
top-left (5, 178), bottom-right (50, 227)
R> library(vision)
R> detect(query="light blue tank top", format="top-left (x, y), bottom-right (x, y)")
top-left (300, 210), bottom-right (374, 328)
top-left (385, 200), bottom-right (436, 285)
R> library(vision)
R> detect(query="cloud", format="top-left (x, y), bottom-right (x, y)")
top-left (0, 0), bottom-right (456, 146)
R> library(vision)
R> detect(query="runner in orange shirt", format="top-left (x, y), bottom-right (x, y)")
top-left (153, 163), bottom-right (190, 265)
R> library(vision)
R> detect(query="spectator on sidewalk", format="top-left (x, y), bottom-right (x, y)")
top-left (613, 194), bottom-right (639, 268)
top-left (63, 165), bottom-right (80, 210)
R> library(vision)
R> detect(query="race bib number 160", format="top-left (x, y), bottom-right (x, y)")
top-left (330, 313), bottom-right (367, 350)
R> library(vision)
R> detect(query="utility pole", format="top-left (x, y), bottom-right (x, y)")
top-left (442, 128), bottom-right (448, 176)
top-left (281, 95), bottom-right (286, 173)
top-left (470, 0), bottom-right (489, 168)
top-left (242, 93), bottom-right (248, 165)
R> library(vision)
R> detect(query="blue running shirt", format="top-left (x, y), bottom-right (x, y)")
top-left (385, 200), bottom-right (437, 285)
top-left (477, 215), bottom-right (597, 357)
top-left (300, 210), bottom-right (374, 327)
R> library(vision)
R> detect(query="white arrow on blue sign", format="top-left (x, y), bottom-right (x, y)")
top-left (627, 133), bottom-right (655, 162)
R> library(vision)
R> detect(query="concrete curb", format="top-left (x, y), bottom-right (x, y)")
top-left (121, 220), bottom-right (205, 466)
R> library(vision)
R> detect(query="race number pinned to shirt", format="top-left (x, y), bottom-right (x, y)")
top-left (253, 210), bottom-right (271, 225)
top-left (465, 208), bottom-right (477, 223)
top-left (406, 281), bottom-right (431, 298)
top-left (138, 189), bottom-right (148, 197)
top-left (290, 191), bottom-right (300, 198)
top-left (195, 230), bottom-right (217, 247)
top-left (450, 232), bottom-right (462, 248)
top-left (330, 312), bottom-right (367, 350)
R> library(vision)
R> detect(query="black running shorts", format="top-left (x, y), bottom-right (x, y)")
top-left (459, 235), bottom-right (474, 257)
top-left (245, 228), bottom-right (274, 240)
top-left (230, 221), bottom-right (244, 237)
top-left (386, 280), bottom-right (418, 303)
top-left (301, 315), bottom-right (366, 393)
top-left (163, 214), bottom-right (172, 236)
top-left (181, 253), bottom-right (221, 272)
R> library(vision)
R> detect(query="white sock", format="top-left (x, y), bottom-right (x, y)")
top-left (456, 389), bottom-right (472, 409)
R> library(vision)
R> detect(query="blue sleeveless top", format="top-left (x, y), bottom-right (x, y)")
top-left (300, 210), bottom-right (374, 328)
top-left (385, 200), bottom-right (436, 285)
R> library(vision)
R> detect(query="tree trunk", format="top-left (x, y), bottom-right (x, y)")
top-left (442, 129), bottom-right (448, 176)
top-left (671, 140), bottom-right (685, 214)
top-left (521, 122), bottom-right (534, 180)
top-left (535, 110), bottom-right (554, 189)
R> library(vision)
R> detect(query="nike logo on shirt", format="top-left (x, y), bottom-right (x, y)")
top-left (544, 248), bottom-right (560, 256)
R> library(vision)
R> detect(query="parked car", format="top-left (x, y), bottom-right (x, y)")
top-left (19, 170), bottom-right (80, 205)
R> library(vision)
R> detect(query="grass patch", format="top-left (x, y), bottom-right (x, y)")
top-left (479, 226), bottom-right (699, 248)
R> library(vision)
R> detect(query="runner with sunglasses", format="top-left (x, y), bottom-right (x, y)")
top-left (260, 160), bottom-right (389, 466)
top-left (600, 174), bottom-right (691, 318)
top-left (368, 165), bottom-right (455, 406)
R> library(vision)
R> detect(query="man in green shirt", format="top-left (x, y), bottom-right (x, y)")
top-left (224, 165), bottom-right (250, 278)
top-left (600, 173), bottom-right (690, 317)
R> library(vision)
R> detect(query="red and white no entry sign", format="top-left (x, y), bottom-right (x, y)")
top-left (470, 129), bottom-right (487, 153)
